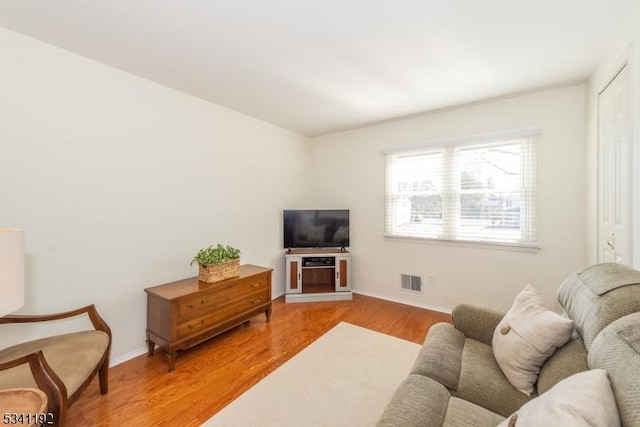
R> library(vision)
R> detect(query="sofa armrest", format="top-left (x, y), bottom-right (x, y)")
top-left (377, 374), bottom-right (450, 427)
top-left (452, 303), bottom-right (505, 346)
top-left (0, 351), bottom-right (67, 427)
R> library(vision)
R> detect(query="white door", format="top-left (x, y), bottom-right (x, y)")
top-left (598, 65), bottom-right (631, 264)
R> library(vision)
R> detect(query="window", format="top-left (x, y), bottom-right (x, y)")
top-left (384, 128), bottom-right (540, 248)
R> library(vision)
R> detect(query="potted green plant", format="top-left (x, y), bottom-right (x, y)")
top-left (191, 244), bottom-right (241, 283)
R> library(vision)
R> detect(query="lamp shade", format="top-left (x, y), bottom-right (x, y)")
top-left (0, 228), bottom-right (25, 316)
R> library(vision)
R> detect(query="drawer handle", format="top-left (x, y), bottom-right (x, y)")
top-left (187, 299), bottom-right (205, 309)
top-left (251, 296), bottom-right (263, 304)
top-left (251, 282), bottom-right (262, 288)
top-left (188, 320), bottom-right (205, 329)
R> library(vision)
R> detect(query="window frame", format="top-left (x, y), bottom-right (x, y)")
top-left (383, 127), bottom-right (541, 251)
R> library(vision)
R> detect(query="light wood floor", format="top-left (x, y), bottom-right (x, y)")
top-left (68, 294), bottom-right (452, 426)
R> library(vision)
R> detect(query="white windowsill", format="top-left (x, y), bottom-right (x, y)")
top-left (384, 234), bottom-right (541, 253)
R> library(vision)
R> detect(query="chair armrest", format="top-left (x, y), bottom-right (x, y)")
top-left (452, 303), bottom-right (505, 346)
top-left (0, 305), bottom-right (111, 337)
top-left (0, 351), bottom-right (67, 427)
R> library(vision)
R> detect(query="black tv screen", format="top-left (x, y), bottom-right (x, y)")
top-left (283, 209), bottom-right (350, 249)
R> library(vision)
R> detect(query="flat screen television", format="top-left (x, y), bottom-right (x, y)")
top-left (283, 209), bottom-right (349, 249)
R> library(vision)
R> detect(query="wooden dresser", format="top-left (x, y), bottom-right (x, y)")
top-left (145, 264), bottom-right (272, 371)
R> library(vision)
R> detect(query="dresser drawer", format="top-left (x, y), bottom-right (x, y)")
top-left (177, 275), bottom-right (268, 317)
top-left (175, 287), bottom-right (269, 340)
top-left (240, 272), bottom-right (269, 288)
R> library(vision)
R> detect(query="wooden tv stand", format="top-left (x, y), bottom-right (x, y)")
top-left (284, 248), bottom-right (352, 303)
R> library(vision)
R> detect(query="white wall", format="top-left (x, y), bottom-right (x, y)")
top-left (0, 27), bottom-right (309, 362)
top-left (309, 85), bottom-right (588, 312)
top-left (586, 3), bottom-right (640, 268)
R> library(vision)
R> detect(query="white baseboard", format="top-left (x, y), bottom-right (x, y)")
top-left (352, 289), bottom-right (453, 314)
top-left (285, 291), bottom-right (353, 303)
top-left (109, 346), bottom-right (149, 367)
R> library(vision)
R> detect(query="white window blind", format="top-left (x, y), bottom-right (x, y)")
top-left (384, 128), bottom-right (540, 247)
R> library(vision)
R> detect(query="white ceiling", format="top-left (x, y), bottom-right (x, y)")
top-left (0, 1), bottom-right (637, 136)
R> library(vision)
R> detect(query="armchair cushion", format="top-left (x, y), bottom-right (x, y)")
top-left (0, 331), bottom-right (109, 397)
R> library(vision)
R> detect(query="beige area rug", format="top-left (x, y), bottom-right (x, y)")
top-left (203, 322), bottom-right (420, 427)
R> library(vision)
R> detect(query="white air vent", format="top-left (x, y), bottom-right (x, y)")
top-left (401, 274), bottom-right (422, 293)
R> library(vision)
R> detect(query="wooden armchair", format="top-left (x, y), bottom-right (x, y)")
top-left (0, 305), bottom-right (111, 427)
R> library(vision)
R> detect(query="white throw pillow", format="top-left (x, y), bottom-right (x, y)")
top-left (497, 369), bottom-right (621, 427)
top-left (492, 285), bottom-right (574, 395)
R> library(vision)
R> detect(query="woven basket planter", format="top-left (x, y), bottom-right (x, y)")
top-left (198, 258), bottom-right (240, 283)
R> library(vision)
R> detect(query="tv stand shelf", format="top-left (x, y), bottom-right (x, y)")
top-left (285, 249), bottom-right (352, 303)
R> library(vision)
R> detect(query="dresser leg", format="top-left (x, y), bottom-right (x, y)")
top-left (167, 351), bottom-right (177, 372)
top-left (146, 338), bottom-right (155, 356)
top-left (265, 307), bottom-right (272, 323)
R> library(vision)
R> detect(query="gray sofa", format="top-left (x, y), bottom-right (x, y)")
top-left (378, 263), bottom-right (640, 426)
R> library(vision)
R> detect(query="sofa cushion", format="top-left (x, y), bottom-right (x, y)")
top-left (558, 263), bottom-right (640, 350)
top-left (492, 285), bottom-right (574, 395)
top-left (376, 374), bottom-right (505, 427)
top-left (537, 336), bottom-right (588, 394)
top-left (410, 322), bottom-right (465, 390)
top-left (578, 262), bottom-right (640, 295)
top-left (498, 369), bottom-right (620, 427)
top-left (0, 330), bottom-right (109, 397)
top-left (588, 313), bottom-right (640, 427)
top-left (454, 338), bottom-right (533, 417)
top-left (443, 396), bottom-right (505, 426)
